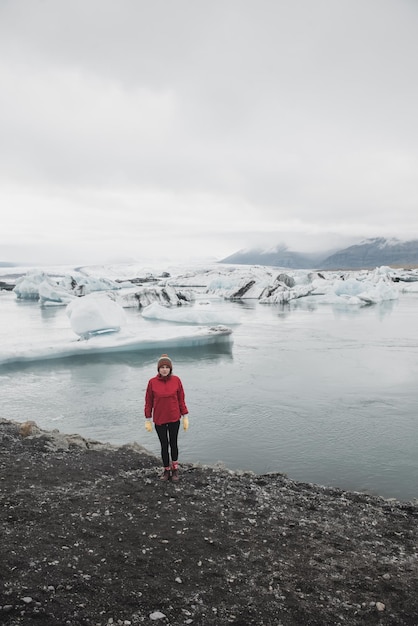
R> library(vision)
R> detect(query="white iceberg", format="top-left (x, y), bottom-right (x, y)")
top-left (307, 274), bottom-right (399, 305)
top-left (141, 301), bottom-right (241, 325)
top-left (14, 270), bottom-right (49, 300)
top-left (38, 278), bottom-right (76, 306)
top-left (66, 293), bottom-right (127, 338)
top-left (2, 260), bottom-right (413, 368)
top-left (9, 263), bottom-right (405, 313)
top-left (13, 269), bottom-right (122, 302)
top-left (0, 323), bottom-right (233, 366)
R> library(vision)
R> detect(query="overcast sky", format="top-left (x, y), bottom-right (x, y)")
top-left (1, 0), bottom-right (418, 265)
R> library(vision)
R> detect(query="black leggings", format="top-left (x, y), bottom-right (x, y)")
top-left (155, 420), bottom-right (180, 467)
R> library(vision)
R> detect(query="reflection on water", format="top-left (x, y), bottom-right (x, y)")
top-left (1, 292), bottom-right (418, 501)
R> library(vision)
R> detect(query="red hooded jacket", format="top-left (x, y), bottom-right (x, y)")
top-left (144, 374), bottom-right (188, 425)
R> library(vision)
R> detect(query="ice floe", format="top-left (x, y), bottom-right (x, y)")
top-left (1, 261), bottom-right (417, 366)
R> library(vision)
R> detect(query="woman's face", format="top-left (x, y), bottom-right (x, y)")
top-left (159, 365), bottom-right (171, 377)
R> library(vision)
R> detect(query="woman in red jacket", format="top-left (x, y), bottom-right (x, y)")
top-left (144, 354), bottom-right (189, 482)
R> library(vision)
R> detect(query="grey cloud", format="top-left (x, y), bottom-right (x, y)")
top-left (1, 0), bottom-right (418, 264)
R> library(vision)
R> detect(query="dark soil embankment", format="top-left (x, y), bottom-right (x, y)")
top-left (1, 419), bottom-right (417, 625)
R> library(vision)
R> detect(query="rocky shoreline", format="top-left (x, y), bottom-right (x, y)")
top-left (1, 418), bottom-right (417, 625)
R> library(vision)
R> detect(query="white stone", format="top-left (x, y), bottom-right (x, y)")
top-left (150, 612), bottom-right (166, 620)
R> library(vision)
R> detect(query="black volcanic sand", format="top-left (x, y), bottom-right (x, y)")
top-left (1, 419), bottom-right (417, 626)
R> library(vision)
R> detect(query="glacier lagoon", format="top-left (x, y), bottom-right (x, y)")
top-left (1, 270), bottom-right (418, 502)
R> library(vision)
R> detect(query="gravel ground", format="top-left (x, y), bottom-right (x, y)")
top-left (1, 418), bottom-right (417, 626)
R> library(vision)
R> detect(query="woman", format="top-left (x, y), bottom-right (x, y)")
top-left (144, 354), bottom-right (189, 481)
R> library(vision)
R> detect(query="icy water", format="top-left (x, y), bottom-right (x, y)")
top-left (1, 290), bottom-right (418, 501)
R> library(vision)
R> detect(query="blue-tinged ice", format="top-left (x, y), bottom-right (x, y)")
top-left (141, 301), bottom-right (241, 325)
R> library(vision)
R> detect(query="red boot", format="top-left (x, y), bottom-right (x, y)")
top-left (160, 467), bottom-right (171, 481)
top-left (171, 461), bottom-right (179, 482)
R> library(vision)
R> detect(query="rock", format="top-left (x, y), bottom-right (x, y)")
top-left (19, 421), bottom-right (38, 437)
top-left (150, 611), bottom-right (166, 620)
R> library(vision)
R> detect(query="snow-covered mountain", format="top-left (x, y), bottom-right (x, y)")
top-left (320, 238), bottom-right (418, 269)
top-left (220, 238), bottom-right (418, 270)
top-left (219, 244), bottom-right (326, 269)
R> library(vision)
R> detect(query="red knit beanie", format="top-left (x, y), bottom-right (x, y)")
top-left (157, 354), bottom-right (172, 371)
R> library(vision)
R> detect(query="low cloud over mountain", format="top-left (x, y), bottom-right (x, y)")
top-left (220, 238), bottom-right (418, 270)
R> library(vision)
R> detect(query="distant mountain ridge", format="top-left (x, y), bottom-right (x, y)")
top-left (220, 238), bottom-right (418, 270)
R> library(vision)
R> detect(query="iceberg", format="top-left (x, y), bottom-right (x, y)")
top-left (13, 270), bottom-right (123, 302)
top-left (141, 301), bottom-right (241, 325)
top-left (0, 324), bottom-right (233, 366)
top-left (10, 262), bottom-right (405, 310)
top-left (117, 284), bottom-right (194, 309)
top-left (13, 270), bottom-right (49, 300)
top-left (306, 274), bottom-right (399, 305)
top-left (38, 277), bottom-right (76, 306)
top-left (400, 282), bottom-right (418, 293)
top-left (165, 264), bottom-right (401, 305)
top-left (2, 260), bottom-right (415, 367)
top-left (66, 293), bottom-right (127, 338)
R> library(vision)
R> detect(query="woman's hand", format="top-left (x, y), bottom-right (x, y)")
top-left (145, 420), bottom-right (153, 432)
top-left (183, 415), bottom-right (189, 431)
